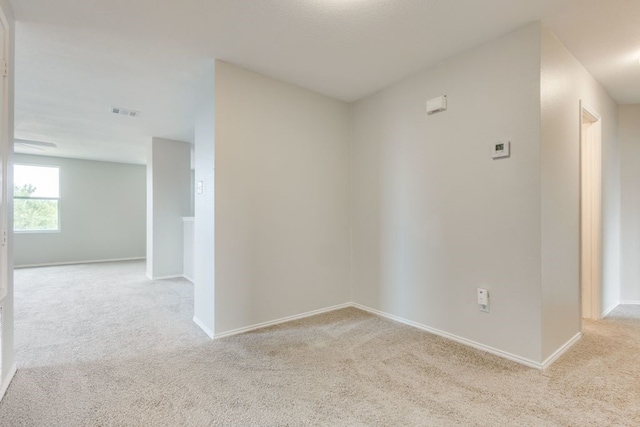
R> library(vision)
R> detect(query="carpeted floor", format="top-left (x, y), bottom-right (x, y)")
top-left (0, 261), bottom-right (638, 426)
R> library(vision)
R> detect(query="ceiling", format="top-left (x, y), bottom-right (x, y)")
top-left (10, 0), bottom-right (640, 165)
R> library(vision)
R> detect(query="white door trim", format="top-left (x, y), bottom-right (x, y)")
top-left (579, 100), bottom-right (602, 321)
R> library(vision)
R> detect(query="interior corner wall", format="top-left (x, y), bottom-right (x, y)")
top-left (14, 154), bottom-right (146, 267)
top-left (213, 60), bottom-right (351, 335)
top-left (540, 26), bottom-right (620, 358)
top-left (147, 138), bottom-right (191, 279)
top-left (620, 104), bottom-right (640, 302)
top-left (350, 23), bottom-right (543, 363)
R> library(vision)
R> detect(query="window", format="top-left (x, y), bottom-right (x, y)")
top-left (14, 164), bottom-right (60, 232)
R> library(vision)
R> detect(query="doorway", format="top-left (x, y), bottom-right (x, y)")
top-left (580, 102), bottom-right (602, 320)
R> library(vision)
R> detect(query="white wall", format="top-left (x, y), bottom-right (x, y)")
top-left (1, 0), bottom-right (15, 398)
top-left (14, 154), bottom-right (146, 267)
top-left (146, 137), bottom-right (191, 279)
top-left (540, 27), bottom-right (620, 358)
top-left (620, 104), bottom-right (640, 302)
top-left (351, 24), bottom-right (544, 363)
top-left (193, 62), bottom-right (215, 336)
top-left (213, 60), bottom-right (351, 334)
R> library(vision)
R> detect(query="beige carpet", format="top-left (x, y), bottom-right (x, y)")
top-left (0, 261), bottom-right (638, 426)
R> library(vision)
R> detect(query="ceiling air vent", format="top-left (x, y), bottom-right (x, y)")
top-left (110, 106), bottom-right (141, 118)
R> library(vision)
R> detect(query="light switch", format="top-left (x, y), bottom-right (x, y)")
top-left (477, 288), bottom-right (488, 305)
top-left (197, 180), bottom-right (204, 195)
top-left (477, 288), bottom-right (490, 313)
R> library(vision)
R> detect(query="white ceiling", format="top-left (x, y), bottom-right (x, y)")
top-left (10, 0), bottom-right (640, 165)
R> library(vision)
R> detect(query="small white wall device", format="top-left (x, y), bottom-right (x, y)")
top-left (477, 288), bottom-right (490, 313)
top-left (426, 95), bottom-right (447, 115)
top-left (492, 141), bottom-right (510, 159)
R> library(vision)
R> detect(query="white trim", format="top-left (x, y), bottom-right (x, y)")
top-left (541, 332), bottom-right (582, 370)
top-left (146, 274), bottom-right (186, 281)
top-left (213, 303), bottom-right (352, 340)
top-left (0, 3), bottom-right (13, 404)
top-left (581, 102), bottom-right (601, 122)
top-left (196, 302), bottom-right (583, 370)
top-left (601, 302), bottom-right (619, 318)
top-left (15, 257), bottom-right (145, 269)
top-left (0, 363), bottom-right (16, 401)
top-left (579, 100), bottom-right (603, 321)
top-left (620, 300), bottom-right (640, 305)
top-left (182, 275), bottom-right (194, 283)
top-left (351, 303), bottom-right (544, 369)
top-left (193, 316), bottom-right (214, 339)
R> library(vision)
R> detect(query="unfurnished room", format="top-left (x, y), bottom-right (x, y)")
top-left (0, 1), bottom-right (638, 426)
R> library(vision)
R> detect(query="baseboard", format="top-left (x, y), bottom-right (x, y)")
top-left (601, 302), bottom-right (619, 318)
top-left (182, 275), bottom-right (194, 284)
top-left (193, 316), bottom-right (214, 339)
top-left (620, 300), bottom-right (640, 305)
top-left (213, 303), bottom-right (352, 340)
top-left (146, 274), bottom-right (186, 281)
top-left (351, 303), bottom-right (544, 369)
top-left (197, 301), bottom-right (582, 370)
top-left (541, 332), bottom-right (582, 369)
top-left (15, 257), bottom-right (146, 269)
top-left (0, 364), bottom-right (16, 401)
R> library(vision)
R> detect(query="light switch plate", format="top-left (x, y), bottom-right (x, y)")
top-left (477, 288), bottom-right (490, 313)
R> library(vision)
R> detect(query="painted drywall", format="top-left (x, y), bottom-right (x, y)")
top-left (14, 154), bottom-right (146, 267)
top-left (620, 104), bottom-right (640, 302)
top-left (193, 61), bottom-right (215, 336)
top-left (213, 60), bottom-right (351, 334)
top-left (1, 0), bottom-right (15, 399)
top-left (146, 137), bottom-right (191, 279)
top-left (351, 24), bottom-right (543, 363)
top-left (540, 27), bottom-right (620, 359)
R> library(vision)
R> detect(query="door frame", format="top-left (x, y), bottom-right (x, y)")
top-left (579, 100), bottom-right (602, 321)
top-left (0, 0), bottom-right (13, 402)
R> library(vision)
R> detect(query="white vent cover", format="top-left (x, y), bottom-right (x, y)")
top-left (110, 107), bottom-right (141, 118)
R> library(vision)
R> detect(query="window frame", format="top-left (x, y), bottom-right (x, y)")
top-left (13, 163), bottom-right (61, 234)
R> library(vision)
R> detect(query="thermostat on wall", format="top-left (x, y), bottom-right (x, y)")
top-left (426, 95), bottom-right (447, 115)
top-left (492, 141), bottom-right (510, 159)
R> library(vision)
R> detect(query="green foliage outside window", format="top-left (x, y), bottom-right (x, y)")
top-left (14, 183), bottom-right (59, 232)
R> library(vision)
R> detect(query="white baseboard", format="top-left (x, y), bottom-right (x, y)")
top-left (0, 364), bottom-right (16, 401)
top-left (182, 275), bottom-right (194, 284)
top-left (351, 303), bottom-right (545, 369)
top-left (146, 274), bottom-right (187, 281)
top-left (195, 301), bottom-right (582, 370)
top-left (541, 332), bottom-right (582, 369)
top-left (193, 316), bottom-right (214, 339)
top-left (620, 300), bottom-right (640, 305)
top-left (601, 302), bottom-right (619, 318)
top-left (213, 303), bottom-right (352, 340)
top-left (15, 257), bottom-right (145, 269)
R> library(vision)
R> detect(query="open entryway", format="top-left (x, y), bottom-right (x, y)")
top-left (580, 102), bottom-right (602, 320)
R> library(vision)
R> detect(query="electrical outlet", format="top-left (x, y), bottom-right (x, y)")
top-left (477, 288), bottom-right (490, 313)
